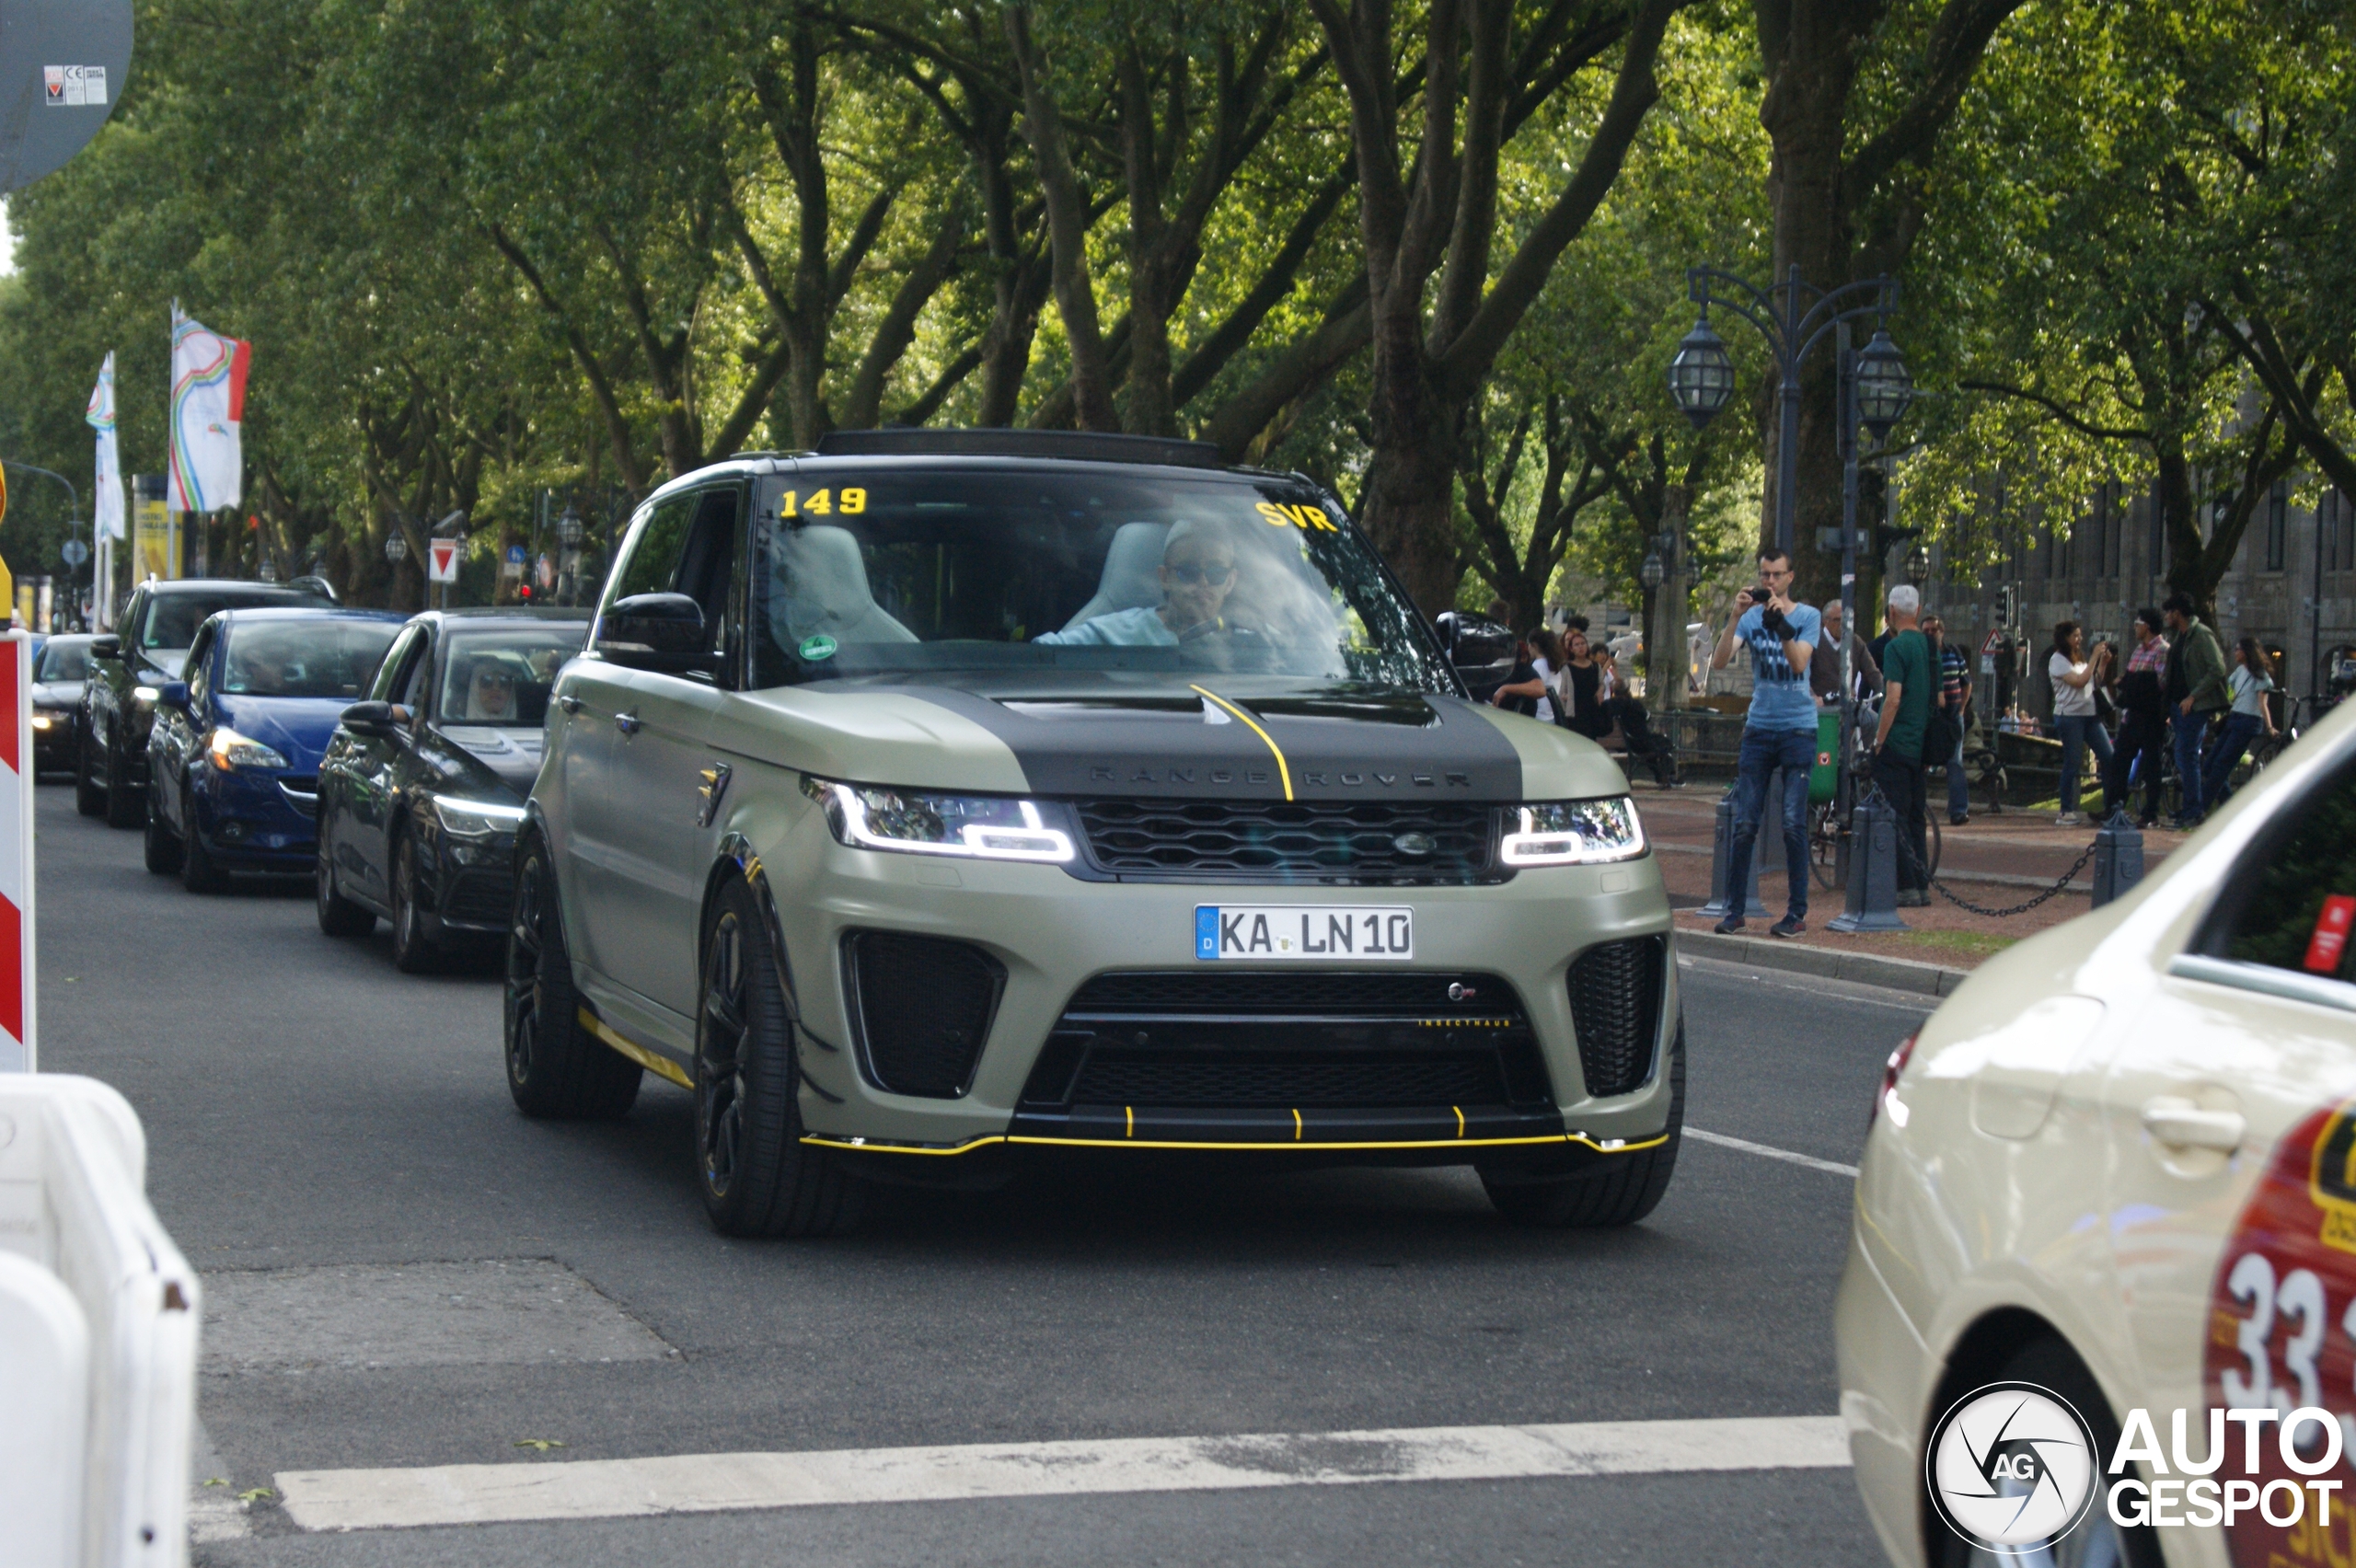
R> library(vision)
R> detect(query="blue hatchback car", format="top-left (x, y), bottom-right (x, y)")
top-left (143, 607), bottom-right (408, 892)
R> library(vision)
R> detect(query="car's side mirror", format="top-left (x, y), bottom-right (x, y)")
top-left (595, 593), bottom-right (713, 675)
top-left (340, 699), bottom-right (398, 738)
top-left (89, 635), bottom-right (121, 661)
top-left (157, 682), bottom-right (191, 711)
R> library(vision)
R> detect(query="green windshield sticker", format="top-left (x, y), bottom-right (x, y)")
top-left (798, 633), bottom-right (838, 662)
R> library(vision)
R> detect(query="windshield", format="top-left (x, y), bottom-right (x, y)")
top-left (745, 469), bottom-right (1449, 690)
top-left (35, 642), bottom-right (90, 682)
top-left (438, 625), bottom-right (587, 726)
top-left (219, 620), bottom-right (401, 699)
top-left (144, 591), bottom-right (324, 651)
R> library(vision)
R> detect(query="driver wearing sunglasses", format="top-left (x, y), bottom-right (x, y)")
top-left (1037, 519), bottom-right (1243, 647)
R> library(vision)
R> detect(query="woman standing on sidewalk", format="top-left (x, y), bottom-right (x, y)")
top-left (2048, 621), bottom-right (2114, 826)
top-left (2106, 609), bottom-right (2170, 826)
top-left (2200, 637), bottom-right (2278, 806)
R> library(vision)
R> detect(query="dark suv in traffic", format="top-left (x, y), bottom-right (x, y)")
top-left (81, 578), bottom-right (335, 827)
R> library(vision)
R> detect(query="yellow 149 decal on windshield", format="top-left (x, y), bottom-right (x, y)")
top-left (780, 487), bottom-right (866, 517)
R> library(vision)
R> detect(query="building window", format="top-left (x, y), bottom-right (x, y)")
top-left (2269, 481), bottom-right (2287, 571)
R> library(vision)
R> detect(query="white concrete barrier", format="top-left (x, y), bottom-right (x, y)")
top-left (0, 1075), bottom-right (199, 1568)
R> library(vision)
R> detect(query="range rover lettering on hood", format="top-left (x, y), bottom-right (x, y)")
top-left (896, 686), bottom-right (1522, 801)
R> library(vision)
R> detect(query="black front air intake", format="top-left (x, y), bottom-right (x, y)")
top-left (844, 932), bottom-right (1005, 1098)
top-left (1566, 937), bottom-right (1666, 1099)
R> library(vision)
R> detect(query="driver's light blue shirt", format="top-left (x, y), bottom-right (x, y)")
top-left (1033, 605), bottom-right (1176, 647)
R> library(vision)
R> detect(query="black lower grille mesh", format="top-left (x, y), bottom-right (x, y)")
top-left (1567, 938), bottom-right (1665, 1098)
top-left (1076, 799), bottom-right (1496, 882)
top-left (848, 931), bottom-right (1003, 1098)
top-left (443, 870), bottom-right (512, 925)
top-left (1071, 1052), bottom-right (1506, 1108)
top-left (1067, 970), bottom-right (1519, 1019)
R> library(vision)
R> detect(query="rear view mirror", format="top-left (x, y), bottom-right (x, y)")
top-left (89, 635), bottom-right (121, 661)
top-left (340, 700), bottom-right (397, 738)
top-left (595, 593), bottom-right (712, 675)
top-left (157, 682), bottom-right (190, 711)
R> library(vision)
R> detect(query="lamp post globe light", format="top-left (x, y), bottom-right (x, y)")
top-left (556, 501), bottom-right (584, 605)
top-left (383, 529), bottom-right (407, 565)
top-left (554, 502), bottom-right (583, 549)
top-left (1640, 550), bottom-right (1665, 592)
top-left (1667, 319), bottom-right (1736, 431)
top-left (1853, 329), bottom-right (1915, 439)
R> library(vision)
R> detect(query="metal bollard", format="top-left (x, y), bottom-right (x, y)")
top-left (2091, 809), bottom-right (2145, 907)
top-left (1698, 783), bottom-right (1770, 919)
top-left (1829, 791), bottom-right (1907, 932)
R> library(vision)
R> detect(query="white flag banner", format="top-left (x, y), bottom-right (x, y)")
top-left (167, 306), bottom-right (249, 513)
top-left (85, 351), bottom-right (124, 541)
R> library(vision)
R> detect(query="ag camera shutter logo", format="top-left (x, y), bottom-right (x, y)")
top-left (1926, 1382), bottom-right (2099, 1554)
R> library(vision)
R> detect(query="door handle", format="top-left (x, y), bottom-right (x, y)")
top-left (614, 711), bottom-right (641, 735)
top-left (2142, 1097), bottom-right (2246, 1153)
top-left (558, 694), bottom-right (583, 715)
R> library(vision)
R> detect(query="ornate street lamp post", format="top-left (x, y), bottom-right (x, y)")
top-left (555, 502), bottom-right (584, 606)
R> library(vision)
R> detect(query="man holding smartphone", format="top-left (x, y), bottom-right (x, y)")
top-left (1707, 548), bottom-right (1821, 938)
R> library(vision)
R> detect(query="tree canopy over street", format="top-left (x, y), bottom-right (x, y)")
top-left (0, 0), bottom-right (2346, 626)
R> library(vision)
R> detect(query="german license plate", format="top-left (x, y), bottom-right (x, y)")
top-left (1195, 905), bottom-right (1414, 961)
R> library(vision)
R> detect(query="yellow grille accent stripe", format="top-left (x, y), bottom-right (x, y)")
top-left (1189, 685), bottom-right (1292, 801)
top-left (795, 1131), bottom-right (1671, 1157)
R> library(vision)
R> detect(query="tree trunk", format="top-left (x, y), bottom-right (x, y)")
top-left (1006, 6), bottom-right (1119, 432)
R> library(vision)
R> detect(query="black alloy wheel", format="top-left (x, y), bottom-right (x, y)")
top-left (694, 880), bottom-right (861, 1238)
top-left (75, 726), bottom-right (103, 817)
top-left (389, 833), bottom-right (439, 974)
top-left (142, 788), bottom-right (183, 875)
top-left (1481, 1017), bottom-right (1684, 1228)
top-left (503, 833), bottom-right (639, 1119)
top-left (103, 732), bottom-right (141, 828)
top-left (315, 845), bottom-right (374, 938)
top-left (179, 783), bottom-right (229, 894)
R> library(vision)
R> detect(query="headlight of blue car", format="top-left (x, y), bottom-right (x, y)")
top-left (207, 728), bottom-right (289, 771)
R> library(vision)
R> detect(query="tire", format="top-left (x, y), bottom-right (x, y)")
top-left (504, 833), bottom-right (641, 1119)
top-left (1482, 1018), bottom-right (1684, 1228)
top-left (694, 879), bottom-right (863, 1238)
top-left (316, 846), bottom-right (375, 938)
top-left (389, 832), bottom-right (439, 973)
top-left (1926, 813), bottom-right (1943, 880)
top-left (75, 726), bottom-right (104, 817)
top-left (142, 790), bottom-right (183, 875)
top-left (1928, 1335), bottom-right (2159, 1568)
top-left (1809, 802), bottom-right (1839, 890)
top-left (103, 733), bottom-right (142, 829)
top-left (179, 784), bottom-right (229, 894)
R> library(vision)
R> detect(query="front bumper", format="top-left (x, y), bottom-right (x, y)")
top-left (191, 767), bottom-right (320, 868)
top-left (771, 817), bottom-right (1679, 1166)
top-left (30, 713), bottom-right (72, 769)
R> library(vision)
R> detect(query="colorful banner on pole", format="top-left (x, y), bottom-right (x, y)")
top-left (87, 351), bottom-right (124, 541)
top-left (167, 306), bottom-right (249, 513)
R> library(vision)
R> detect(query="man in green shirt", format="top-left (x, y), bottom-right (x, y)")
top-left (1871, 585), bottom-right (1935, 906)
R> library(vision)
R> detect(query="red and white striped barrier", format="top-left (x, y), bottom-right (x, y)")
top-left (0, 628), bottom-right (36, 1071)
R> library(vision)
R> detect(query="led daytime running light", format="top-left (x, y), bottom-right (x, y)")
top-left (803, 777), bottom-right (1075, 863)
top-left (1497, 797), bottom-right (1647, 866)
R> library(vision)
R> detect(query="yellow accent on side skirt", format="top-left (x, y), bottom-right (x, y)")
top-left (796, 1130), bottom-right (1671, 1157)
top-left (577, 1008), bottom-right (694, 1090)
top-left (1189, 685), bottom-right (1293, 801)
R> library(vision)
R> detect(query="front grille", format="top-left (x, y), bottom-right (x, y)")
top-left (1066, 969), bottom-right (1519, 1019)
top-left (1023, 968), bottom-right (1553, 1112)
top-left (1069, 1052), bottom-right (1507, 1108)
top-left (443, 870), bottom-right (513, 926)
top-left (1567, 937), bottom-right (1665, 1098)
top-left (278, 777), bottom-right (319, 817)
top-left (845, 931), bottom-right (1004, 1098)
top-left (1074, 799), bottom-right (1499, 883)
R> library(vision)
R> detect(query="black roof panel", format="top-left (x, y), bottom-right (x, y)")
top-left (812, 428), bottom-right (1224, 469)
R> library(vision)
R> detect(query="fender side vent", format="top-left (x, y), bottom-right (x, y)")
top-left (1566, 937), bottom-right (1665, 1099)
top-left (843, 932), bottom-right (1004, 1099)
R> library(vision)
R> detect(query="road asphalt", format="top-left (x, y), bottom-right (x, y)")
top-left (33, 778), bottom-right (1934, 1567)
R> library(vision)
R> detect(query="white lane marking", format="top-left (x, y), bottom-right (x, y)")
top-left (1686, 1127), bottom-right (1860, 1178)
top-left (277, 1415), bottom-right (1850, 1532)
top-left (189, 1418), bottom-right (252, 1542)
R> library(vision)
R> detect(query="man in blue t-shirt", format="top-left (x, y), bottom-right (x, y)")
top-left (1706, 548), bottom-right (1822, 938)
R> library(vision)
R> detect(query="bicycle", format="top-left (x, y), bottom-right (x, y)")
top-left (1808, 786), bottom-right (1943, 889)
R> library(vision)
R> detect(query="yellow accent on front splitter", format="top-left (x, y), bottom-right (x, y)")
top-left (1293, 1108), bottom-right (1303, 1140)
top-left (1189, 685), bottom-right (1293, 801)
top-left (577, 1008), bottom-right (694, 1090)
top-left (795, 1130), bottom-right (1671, 1157)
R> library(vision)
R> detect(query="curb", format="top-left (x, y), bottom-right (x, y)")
top-left (1674, 928), bottom-right (1970, 998)
top-left (1650, 839), bottom-right (2091, 894)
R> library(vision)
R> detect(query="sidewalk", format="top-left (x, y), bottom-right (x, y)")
top-left (1630, 781), bottom-right (2186, 975)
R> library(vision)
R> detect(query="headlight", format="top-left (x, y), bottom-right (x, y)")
top-left (433, 797), bottom-right (527, 840)
top-left (29, 714), bottom-right (52, 731)
top-left (133, 685), bottom-right (160, 706)
top-left (1497, 797), bottom-right (1647, 866)
top-left (801, 776), bottom-right (1075, 863)
top-left (208, 728), bottom-right (289, 771)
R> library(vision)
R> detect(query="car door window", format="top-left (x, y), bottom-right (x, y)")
top-left (607, 496), bottom-right (695, 605)
top-left (398, 630), bottom-right (436, 715)
top-left (370, 627), bottom-right (424, 702)
top-left (2194, 752), bottom-right (2356, 993)
top-left (184, 628), bottom-right (214, 705)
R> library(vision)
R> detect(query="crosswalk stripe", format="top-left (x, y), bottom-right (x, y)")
top-left (275, 1415), bottom-right (1850, 1532)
